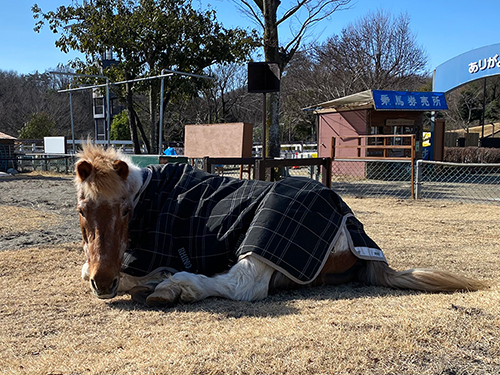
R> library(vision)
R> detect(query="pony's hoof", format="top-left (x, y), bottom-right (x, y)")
top-left (130, 284), bottom-right (156, 305)
top-left (145, 282), bottom-right (181, 307)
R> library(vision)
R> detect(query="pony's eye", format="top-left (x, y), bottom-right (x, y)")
top-left (122, 208), bottom-right (131, 218)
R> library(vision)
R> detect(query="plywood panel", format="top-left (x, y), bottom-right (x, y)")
top-left (184, 123), bottom-right (253, 158)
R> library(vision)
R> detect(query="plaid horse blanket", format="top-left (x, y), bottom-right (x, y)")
top-left (122, 164), bottom-right (386, 284)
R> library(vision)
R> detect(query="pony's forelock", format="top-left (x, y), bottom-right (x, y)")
top-left (75, 143), bottom-right (135, 201)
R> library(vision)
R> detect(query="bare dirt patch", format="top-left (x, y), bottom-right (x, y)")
top-left (0, 173), bottom-right (499, 374)
top-left (0, 172), bottom-right (80, 250)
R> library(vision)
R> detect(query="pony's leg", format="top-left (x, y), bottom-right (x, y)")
top-left (118, 267), bottom-right (176, 294)
top-left (145, 256), bottom-right (275, 306)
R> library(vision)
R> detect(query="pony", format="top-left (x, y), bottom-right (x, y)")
top-left (75, 144), bottom-right (488, 306)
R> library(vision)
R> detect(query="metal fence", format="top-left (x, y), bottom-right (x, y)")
top-left (329, 158), bottom-right (500, 205)
top-left (330, 159), bottom-right (413, 199)
top-left (415, 160), bottom-right (500, 204)
top-left (4, 154), bottom-right (499, 205)
top-left (5, 155), bottom-right (77, 174)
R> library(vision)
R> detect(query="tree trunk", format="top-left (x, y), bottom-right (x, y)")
top-left (267, 92), bottom-right (281, 157)
top-left (124, 73), bottom-right (141, 154)
top-left (263, 0), bottom-right (281, 158)
top-left (132, 109), bottom-right (151, 153)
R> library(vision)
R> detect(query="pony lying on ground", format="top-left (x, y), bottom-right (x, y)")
top-left (75, 144), bottom-right (488, 307)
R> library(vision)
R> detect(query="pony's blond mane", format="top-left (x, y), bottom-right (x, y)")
top-left (75, 143), bottom-right (132, 201)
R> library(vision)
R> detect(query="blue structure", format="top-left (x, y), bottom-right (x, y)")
top-left (431, 43), bottom-right (500, 159)
top-left (433, 43), bottom-right (500, 93)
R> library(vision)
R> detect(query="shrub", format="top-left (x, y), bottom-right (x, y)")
top-left (18, 112), bottom-right (54, 139)
top-left (110, 111), bottom-right (131, 140)
top-left (444, 147), bottom-right (500, 163)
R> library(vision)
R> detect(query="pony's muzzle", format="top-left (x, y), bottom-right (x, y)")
top-left (90, 276), bottom-right (119, 299)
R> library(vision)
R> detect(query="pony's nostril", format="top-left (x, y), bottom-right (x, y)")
top-left (90, 278), bottom-right (99, 292)
top-left (90, 277), bottom-right (118, 297)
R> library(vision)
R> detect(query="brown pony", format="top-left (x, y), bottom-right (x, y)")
top-left (75, 144), bottom-right (488, 306)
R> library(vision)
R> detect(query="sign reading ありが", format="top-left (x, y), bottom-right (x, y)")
top-left (433, 43), bottom-right (500, 93)
top-left (469, 54), bottom-right (500, 74)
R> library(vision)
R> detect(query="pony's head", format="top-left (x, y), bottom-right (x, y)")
top-left (75, 144), bottom-right (141, 299)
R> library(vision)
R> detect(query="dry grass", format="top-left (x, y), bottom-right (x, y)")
top-left (1, 198), bottom-right (499, 374)
top-left (0, 206), bottom-right (62, 235)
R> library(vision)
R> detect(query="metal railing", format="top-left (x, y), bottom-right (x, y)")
top-left (2, 155), bottom-right (76, 174)
top-left (3, 152), bottom-right (498, 205)
top-left (203, 156), bottom-right (332, 187)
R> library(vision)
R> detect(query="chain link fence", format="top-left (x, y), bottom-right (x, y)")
top-left (415, 160), bottom-right (500, 204)
top-left (5, 153), bottom-right (499, 205)
top-left (330, 159), bottom-right (413, 199)
top-left (328, 159), bottom-right (500, 205)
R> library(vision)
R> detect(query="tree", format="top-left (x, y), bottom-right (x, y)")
top-left (234, 0), bottom-right (351, 157)
top-left (0, 69), bottom-right (93, 139)
top-left (279, 50), bottom-right (320, 143)
top-left (18, 112), bottom-right (54, 139)
top-left (276, 10), bottom-right (430, 143)
top-left (444, 77), bottom-right (500, 132)
top-left (199, 63), bottom-right (249, 124)
top-left (315, 10), bottom-right (429, 96)
top-left (33, 0), bottom-right (259, 153)
top-left (110, 110), bottom-right (131, 140)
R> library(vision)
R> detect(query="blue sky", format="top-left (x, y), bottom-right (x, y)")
top-left (0, 0), bottom-right (499, 75)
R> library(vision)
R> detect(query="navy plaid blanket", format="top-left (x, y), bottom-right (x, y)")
top-left (122, 164), bottom-right (386, 284)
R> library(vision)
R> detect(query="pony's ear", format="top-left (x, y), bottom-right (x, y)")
top-left (76, 160), bottom-right (93, 182)
top-left (113, 160), bottom-right (129, 180)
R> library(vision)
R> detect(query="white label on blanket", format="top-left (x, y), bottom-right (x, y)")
top-left (354, 246), bottom-right (386, 261)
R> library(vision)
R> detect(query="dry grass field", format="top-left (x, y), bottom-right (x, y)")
top-left (1, 187), bottom-right (499, 374)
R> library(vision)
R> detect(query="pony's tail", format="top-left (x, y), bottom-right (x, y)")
top-left (359, 260), bottom-right (489, 292)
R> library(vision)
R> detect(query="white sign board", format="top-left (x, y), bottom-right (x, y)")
top-left (44, 137), bottom-right (67, 154)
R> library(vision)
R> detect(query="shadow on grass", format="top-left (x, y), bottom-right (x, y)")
top-left (106, 282), bottom-right (418, 318)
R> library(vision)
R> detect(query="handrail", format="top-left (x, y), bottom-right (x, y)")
top-left (203, 156), bottom-right (332, 188)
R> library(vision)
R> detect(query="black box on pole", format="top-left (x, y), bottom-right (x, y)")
top-left (248, 62), bottom-right (280, 93)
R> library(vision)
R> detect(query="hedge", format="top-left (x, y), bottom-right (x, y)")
top-left (443, 147), bottom-right (500, 163)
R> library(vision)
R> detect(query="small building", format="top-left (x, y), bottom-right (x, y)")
top-left (310, 90), bottom-right (447, 176)
top-left (0, 132), bottom-right (17, 172)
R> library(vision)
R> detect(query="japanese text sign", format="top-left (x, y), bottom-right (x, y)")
top-left (372, 90), bottom-right (448, 111)
top-left (434, 43), bottom-right (500, 93)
